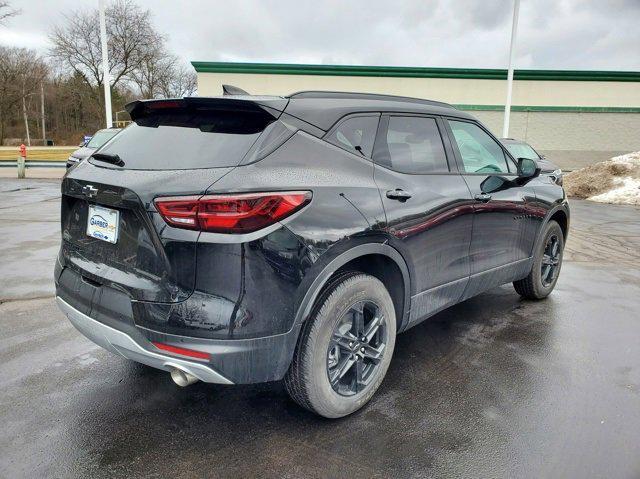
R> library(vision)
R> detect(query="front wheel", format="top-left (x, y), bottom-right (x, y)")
top-left (284, 273), bottom-right (396, 418)
top-left (514, 220), bottom-right (564, 299)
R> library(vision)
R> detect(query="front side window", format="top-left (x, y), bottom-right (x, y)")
top-left (376, 116), bottom-right (449, 174)
top-left (325, 115), bottom-right (379, 157)
top-left (448, 120), bottom-right (510, 174)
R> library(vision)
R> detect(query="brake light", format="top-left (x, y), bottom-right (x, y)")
top-left (154, 191), bottom-right (312, 233)
top-left (145, 100), bottom-right (184, 110)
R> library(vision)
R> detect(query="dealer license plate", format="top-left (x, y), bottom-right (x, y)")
top-left (86, 204), bottom-right (119, 244)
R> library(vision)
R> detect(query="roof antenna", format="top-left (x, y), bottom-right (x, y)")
top-left (222, 84), bottom-right (249, 96)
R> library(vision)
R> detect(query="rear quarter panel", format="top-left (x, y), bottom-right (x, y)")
top-left (189, 131), bottom-right (389, 338)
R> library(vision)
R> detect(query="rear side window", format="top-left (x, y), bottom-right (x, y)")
top-left (325, 115), bottom-right (379, 157)
top-left (96, 109), bottom-right (275, 170)
top-left (376, 116), bottom-right (449, 174)
top-left (448, 120), bottom-right (510, 174)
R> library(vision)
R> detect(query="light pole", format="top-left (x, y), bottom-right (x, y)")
top-left (99, 0), bottom-right (113, 128)
top-left (41, 83), bottom-right (46, 144)
top-left (502, 0), bottom-right (520, 138)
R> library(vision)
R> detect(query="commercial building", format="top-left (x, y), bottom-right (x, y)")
top-left (192, 62), bottom-right (640, 169)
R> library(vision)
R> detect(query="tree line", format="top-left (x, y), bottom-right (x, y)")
top-left (0, 0), bottom-right (196, 146)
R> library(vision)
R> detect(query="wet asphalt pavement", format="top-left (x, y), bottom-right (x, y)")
top-left (1, 179), bottom-right (639, 478)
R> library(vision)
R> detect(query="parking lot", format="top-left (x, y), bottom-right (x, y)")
top-left (1, 178), bottom-right (639, 478)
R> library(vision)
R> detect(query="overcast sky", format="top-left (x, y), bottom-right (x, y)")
top-left (1, 0), bottom-right (639, 71)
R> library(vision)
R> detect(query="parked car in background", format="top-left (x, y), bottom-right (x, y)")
top-left (55, 91), bottom-right (569, 418)
top-left (500, 138), bottom-right (563, 185)
top-left (66, 128), bottom-right (121, 168)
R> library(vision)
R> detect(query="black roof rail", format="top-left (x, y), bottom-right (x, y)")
top-left (287, 90), bottom-right (454, 109)
top-left (222, 84), bottom-right (250, 96)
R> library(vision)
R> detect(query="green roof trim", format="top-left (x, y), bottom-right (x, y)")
top-left (455, 105), bottom-right (640, 113)
top-left (191, 61), bottom-right (640, 82)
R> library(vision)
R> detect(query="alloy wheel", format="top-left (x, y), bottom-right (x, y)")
top-left (326, 300), bottom-right (388, 397)
top-left (541, 234), bottom-right (561, 287)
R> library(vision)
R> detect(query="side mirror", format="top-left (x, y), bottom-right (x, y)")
top-left (517, 157), bottom-right (540, 179)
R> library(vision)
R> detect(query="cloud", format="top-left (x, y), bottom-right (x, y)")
top-left (2, 0), bottom-right (639, 70)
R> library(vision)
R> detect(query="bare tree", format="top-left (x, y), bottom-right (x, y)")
top-left (130, 46), bottom-right (197, 99)
top-left (0, 1), bottom-right (20, 25)
top-left (0, 47), bottom-right (47, 145)
top-left (0, 0), bottom-right (201, 145)
top-left (159, 63), bottom-right (197, 98)
top-left (49, 0), bottom-right (161, 107)
top-left (129, 45), bottom-right (176, 98)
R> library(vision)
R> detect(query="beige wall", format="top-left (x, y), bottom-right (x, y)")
top-left (473, 111), bottom-right (640, 169)
top-left (197, 72), bottom-right (640, 107)
top-left (196, 72), bottom-right (640, 169)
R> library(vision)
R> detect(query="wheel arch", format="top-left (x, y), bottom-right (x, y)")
top-left (533, 202), bottom-right (570, 252)
top-left (549, 208), bottom-right (569, 240)
top-left (293, 243), bottom-right (411, 332)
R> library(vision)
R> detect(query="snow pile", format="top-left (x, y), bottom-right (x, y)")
top-left (589, 177), bottom-right (640, 205)
top-left (564, 152), bottom-right (640, 205)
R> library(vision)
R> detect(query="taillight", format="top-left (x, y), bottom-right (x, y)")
top-left (154, 191), bottom-right (312, 233)
top-left (153, 196), bottom-right (200, 229)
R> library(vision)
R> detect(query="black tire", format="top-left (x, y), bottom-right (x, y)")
top-left (284, 273), bottom-right (396, 418)
top-left (514, 220), bottom-right (564, 299)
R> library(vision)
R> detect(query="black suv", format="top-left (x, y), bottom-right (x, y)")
top-left (55, 91), bottom-right (569, 418)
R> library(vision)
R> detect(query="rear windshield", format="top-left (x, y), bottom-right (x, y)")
top-left (94, 109), bottom-right (275, 170)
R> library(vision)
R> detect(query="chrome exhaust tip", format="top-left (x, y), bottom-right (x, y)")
top-left (170, 367), bottom-right (199, 387)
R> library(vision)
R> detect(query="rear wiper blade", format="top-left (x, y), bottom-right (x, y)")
top-left (91, 153), bottom-right (124, 167)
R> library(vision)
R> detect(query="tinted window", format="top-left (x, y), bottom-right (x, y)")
top-left (96, 110), bottom-right (273, 170)
top-left (377, 116), bottom-right (448, 174)
top-left (326, 116), bottom-right (378, 157)
top-left (448, 120), bottom-right (510, 174)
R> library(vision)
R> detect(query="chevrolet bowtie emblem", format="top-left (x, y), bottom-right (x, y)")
top-left (82, 184), bottom-right (98, 198)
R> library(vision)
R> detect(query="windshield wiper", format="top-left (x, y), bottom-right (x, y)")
top-left (91, 153), bottom-right (124, 167)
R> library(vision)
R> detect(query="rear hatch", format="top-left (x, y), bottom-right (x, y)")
top-left (59, 96), bottom-right (288, 304)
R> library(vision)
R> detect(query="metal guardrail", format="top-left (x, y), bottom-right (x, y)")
top-left (0, 147), bottom-right (75, 159)
top-left (0, 160), bottom-right (67, 168)
top-left (0, 147), bottom-right (73, 170)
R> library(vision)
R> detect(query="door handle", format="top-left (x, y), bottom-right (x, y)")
top-left (474, 193), bottom-right (492, 202)
top-left (386, 189), bottom-right (412, 202)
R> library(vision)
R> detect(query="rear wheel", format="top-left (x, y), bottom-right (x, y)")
top-left (514, 220), bottom-right (564, 299)
top-left (284, 273), bottom-right (396, 418)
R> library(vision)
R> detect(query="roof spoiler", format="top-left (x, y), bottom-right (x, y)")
top-left (222, 84), bottom-right (249, 96)
top-left (125, 97), bottom-right (288, 121)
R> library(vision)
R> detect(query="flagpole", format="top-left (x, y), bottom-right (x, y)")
top-left (99, 0), bottom-right (113, 128)
top-left (502, 0), bottom-right (520, 138)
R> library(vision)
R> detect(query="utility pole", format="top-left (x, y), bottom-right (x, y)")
top-left (502, 0), bottom-right (520, 138)
top-left (99, 0), bottom-right (113, 128)
top-left (22, 93), bottom-right (31, 147)
top-left (41, 83), bottom-right (46, 144)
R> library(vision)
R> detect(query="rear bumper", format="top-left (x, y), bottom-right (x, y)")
top-left (57, 296), bottom-right (233, 384)
top-left (56, 295), bottom-right (301, 384)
